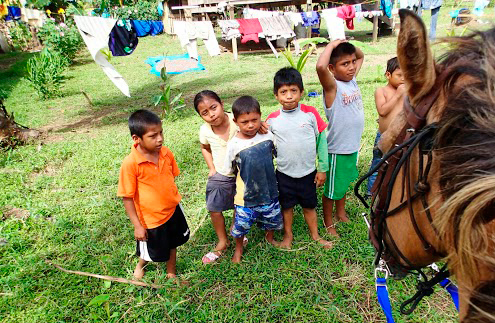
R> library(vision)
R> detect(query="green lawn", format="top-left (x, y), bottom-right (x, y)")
top-left (0, 11), bottom-right (461, 322)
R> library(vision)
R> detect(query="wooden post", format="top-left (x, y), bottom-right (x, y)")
top-left (372, 1), bottom-right (380, 43)
top-left (229, 7), bottom-right (238, 61)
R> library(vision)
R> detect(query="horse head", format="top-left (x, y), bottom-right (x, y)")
top-left (372, 9), bottom-right (495, 321)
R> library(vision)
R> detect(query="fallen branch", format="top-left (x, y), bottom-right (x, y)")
top-left (45, 259), bottom-right (162, 289)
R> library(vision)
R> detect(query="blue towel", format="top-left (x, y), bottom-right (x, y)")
top-left (131, 20), bottom-right (164, 37)
top-left (157, 2), bottom-right (164, 16)
top-left (5, 6), bottom-right (21, 21)
top-left (145, 53), bottom-right (206, 75)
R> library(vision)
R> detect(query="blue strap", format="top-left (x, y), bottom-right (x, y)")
top-left (376, 278), bottom-right (395, 323)
top-left (439, 278), bottom-right (459, 311)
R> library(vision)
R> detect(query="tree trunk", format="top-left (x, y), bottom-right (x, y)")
top-left (0, 100), bottom-right (39, 148)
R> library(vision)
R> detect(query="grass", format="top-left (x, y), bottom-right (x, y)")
top-left (0, 11), bottom-right (464, 323)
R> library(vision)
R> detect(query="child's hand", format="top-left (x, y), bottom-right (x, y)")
top-left (315, 172), bottom-right (327, 188)
top-left (330, 39), bottom-right (346, 48)
top-left (397, 84), bottom-right (407, 96)
top-left (258, 121), bottom-right (269, 134)
top-left (208, 169), bottom-right (217, 177)
top-left (134, 225), bottom-right (147, 241)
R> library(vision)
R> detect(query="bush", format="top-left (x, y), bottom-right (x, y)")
top-left (8, 21), bottom-right (32, 51)
top-left (37, 18), bottom-right (83, 64)
top-left (25, 49), bottom-right (67, 100)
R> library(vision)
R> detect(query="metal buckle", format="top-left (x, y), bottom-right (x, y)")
top-left (375, 259), bottom-right (390, 280)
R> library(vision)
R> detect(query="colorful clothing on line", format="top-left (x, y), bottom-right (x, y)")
top-left (237, 18), bottom-right (263, 43)
top-left (108, 19), bottom-right (138, 56)
top-left (231, 199), bottom-right (283, 238)
top-left (301, 11), bottom-right (319, 27)
top-left (337, 5), bottom-right (356, 30)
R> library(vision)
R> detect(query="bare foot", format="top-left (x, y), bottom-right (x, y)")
top-left (315, 238), bottom-right (333, 249)
top-left (325, 226), bottom-right (340, 238)
top-left (232, 252), bottom-right (242, 263)
top-left (133, 265), bottom-right (145, 280)
top-left (279, 235), bottom-right (293, 249)
top-left (265, 233), bottom-right (281, 247)
top-left (166, 273), bottom-right (177, 279)
top-left (336, 213), bottom-right (350, 223)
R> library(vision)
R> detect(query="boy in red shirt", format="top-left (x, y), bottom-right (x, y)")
top-left (118, 110), bottom-right (189, 279)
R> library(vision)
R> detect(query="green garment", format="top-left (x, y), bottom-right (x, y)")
top-left (316, 130), bottom-right (329, 172)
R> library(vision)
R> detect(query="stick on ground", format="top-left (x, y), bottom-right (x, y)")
top-left (45, 259), bottom-right (162, 289)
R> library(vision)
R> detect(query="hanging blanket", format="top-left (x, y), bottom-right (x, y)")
top-left (145, 53), bottom-right (206, 75)
top-left (131, 20), bottom-right (164, 37)
top-left (237, 18), bottom-right (263, 44)
top-left (258, 16), bottom-right (295, 40)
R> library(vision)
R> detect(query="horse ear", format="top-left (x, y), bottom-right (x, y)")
top-left (397, 9), bottom-right (436, 102)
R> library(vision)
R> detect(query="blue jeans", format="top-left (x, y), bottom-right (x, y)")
top-left (418, 6), bottom-right (441, 41)
top-left (367, 132), bottom-right (382, 196)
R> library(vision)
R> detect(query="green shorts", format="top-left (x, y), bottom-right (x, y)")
top-left (323, 152), bottom-right (359, 200)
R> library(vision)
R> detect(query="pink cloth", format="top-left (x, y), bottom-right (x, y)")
top-left (336, 5), bottom-right (356, 30)
top-left (237, 18), bottom-right (262, 43)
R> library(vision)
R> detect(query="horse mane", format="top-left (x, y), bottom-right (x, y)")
top-left (433, 28), bottom-right (495, 321)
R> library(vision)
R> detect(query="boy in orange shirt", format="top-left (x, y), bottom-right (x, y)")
top-left (117, 110), bottom-right (190, 279)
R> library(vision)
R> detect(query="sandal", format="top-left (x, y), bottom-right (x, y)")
top-left (243, 236), bottom-right (248, 247)
top-left (202, 250), bottom-right (224, 264)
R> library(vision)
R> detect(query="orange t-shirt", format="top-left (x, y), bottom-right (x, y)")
top-left (117, 144), bottom-right (181, 229)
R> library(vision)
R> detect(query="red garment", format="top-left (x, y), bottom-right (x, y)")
top-left (237, 18), bottom-right (262, 43)
top-left (336, 5), bottom-right (356, 30)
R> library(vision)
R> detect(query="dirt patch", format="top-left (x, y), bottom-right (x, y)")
top-left (2, 206), bottom-right (30, 220)
top-left (0, 56), bottom-right (21, 70)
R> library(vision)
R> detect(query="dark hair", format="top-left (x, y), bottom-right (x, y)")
top-left (128, 109), bottom-right (161, 137)
top-left (273, 67), bottom-right (304, 94)
top-left (193, 90), bottom-right (222, 113)
top-left (386, 57), bottom-right (400, 75)
top-left (232, 96), bottom-right (261, 119)
top-left (329, 42), bottom-right (357, 65)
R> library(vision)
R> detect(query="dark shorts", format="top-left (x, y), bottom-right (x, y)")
top-left (136, 204), bottom-right (190, 262)
top-left (205, 173), bottom-right (236, 212)
top-left (276, 170), bottom-right (318, 209)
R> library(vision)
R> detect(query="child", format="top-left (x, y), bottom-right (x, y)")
top-left (316, 40), bottom-right (365, 237)
top-left (367, 57), bottom-right (405, 196)
top-left (266, 67), bottom-right (332, 249)
top-left (195, 90), bottom-right (238, 264)
top-left (117, 109), bottom-right (190, 279)
top-left (224, 96), bottom-right (283, 263)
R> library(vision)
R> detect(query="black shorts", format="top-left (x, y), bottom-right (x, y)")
top-left (276, 170), bottom-right (317, 210)
top-left (136, 204), bottom-right (190, 262)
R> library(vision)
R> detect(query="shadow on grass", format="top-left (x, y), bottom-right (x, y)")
top-left (0, 52), bottom-right (35, 99)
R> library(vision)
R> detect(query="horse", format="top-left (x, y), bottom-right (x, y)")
top-left (356, 9), bottom-right (495, 322)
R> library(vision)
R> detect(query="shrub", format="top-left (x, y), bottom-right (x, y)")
top-left (37, 18), bottom-right (83, 64)
top-left (108, 1), bottom-right (161, 21)
top-left (8, 21), bottom-right (32, 51)
top-left (25, 49), bottom-right (67, 100)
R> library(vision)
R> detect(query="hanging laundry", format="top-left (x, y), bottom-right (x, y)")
top-left (243, 8), bottom-right (281, 19)
top-left (173, 20), bottom-right (220, 59)
top-left (74, 15), bottom-right (130, 97)
top-left (321, 8), bottom-right (345, 41)
top-left (108, 19), bottom-right (138, 57)
top-left (353, 4), bottom-right (363, 22)
top-left (150, 21), bottom-right (163, 35)
top-left (217, 19), bottom-right (241, 40)
top-left (336, 5), bottom-right (356, 30)
top-left (258, 16), bottom-right (295, 41)
top-left (237, 18), bottom-right (263, 44)
top-left (381, 0), bottom-right (393, 18)
top-left (157, 2), bottom-right (164, 16)
top-left (20, 8), bottom-right (46, 27)
top-left (5, 6), bottom-right (21, 21)
top-left (0, 3), bottom-right (8, 19)
top-left (131, 20), bottom-right (152, 37)
top-left (474, 0), bottom-right (489, 15)
top-left (301, 11), bottom-right (319, 27)
top-left (284, 11), bottom-right (303, 26)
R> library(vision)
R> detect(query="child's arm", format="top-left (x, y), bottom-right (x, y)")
top-left (354, 46), bottom-right (365, 78)
top-left (375, 85), bottom-right (406, 117)
top-left (316, 40), bottom-right (344, 109)
top-left (201, 144), bottom-right (216, 177)
top-left (315, 131), bottom-right (328, 187)
top-left (123, 197), bottom-right (147, 241)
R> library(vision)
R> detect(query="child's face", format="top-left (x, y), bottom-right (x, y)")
top-left (329, 53), bottom-right (357, 82)
top-left (275, 85), bottom-right (303, 110)
top-left (234, 112), bottom-right (261, 138)
top-left (197, 97), bottom-right (225, 127)
top-left (386, 68), bottom-right (404, 89)
top-left (132, 123), bottom-right (163, 154)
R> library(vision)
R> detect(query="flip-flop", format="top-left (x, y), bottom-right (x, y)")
top-left (243, 236), bottom-right (248, 247)
top-left (202, 251), bottom-right (224, 264)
